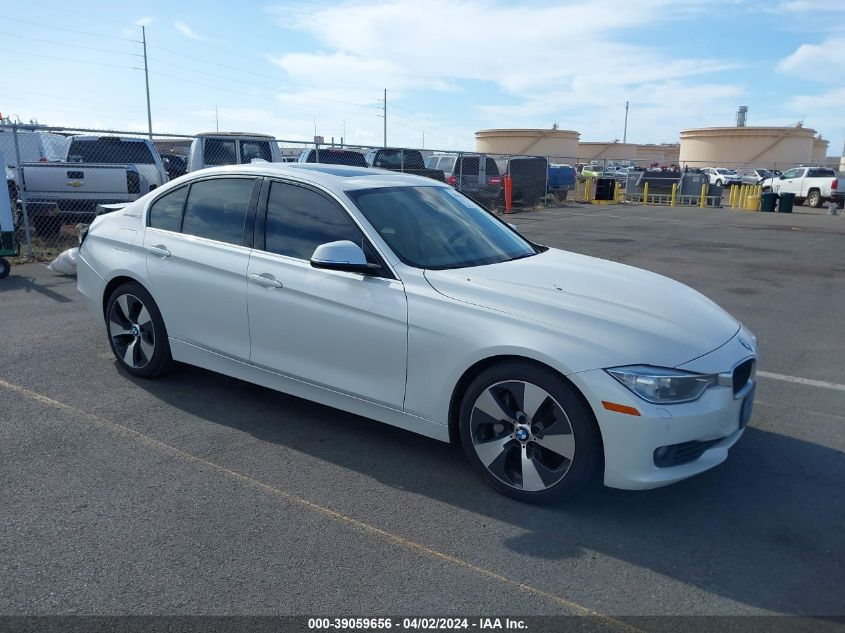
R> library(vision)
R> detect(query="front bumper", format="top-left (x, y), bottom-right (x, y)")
top-left (569, 326), bottom-right (756, 490)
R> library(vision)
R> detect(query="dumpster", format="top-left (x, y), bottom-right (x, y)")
top-left (594, 177), bottom-right (616, 201)
top-left (778, 192), bottom-right (795, 213)
top-left (760, 192), bottom-right (778, 212)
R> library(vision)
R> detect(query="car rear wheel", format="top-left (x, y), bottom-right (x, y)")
top-left (715, 179), bottom-right (723, 187)
top-left (459, 361), bottom-right (602, 503)
top-left (807, 190), bottom-right (822, 208)
top-left (106, 282), bottom-right (171, 378)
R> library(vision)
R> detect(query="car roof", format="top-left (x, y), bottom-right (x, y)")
top-left (71, 135), bottom-right (149, 142)
top-left (195, 132), bottom-right (274, 138)
top-left (182, 162), bottom-right (449, 193)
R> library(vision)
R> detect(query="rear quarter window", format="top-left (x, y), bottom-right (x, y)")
top-left (148, 185), bottom-right (188, 232)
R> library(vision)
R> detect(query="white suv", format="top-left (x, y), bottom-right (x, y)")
top-left (703, 167), bottom-right (740, 187)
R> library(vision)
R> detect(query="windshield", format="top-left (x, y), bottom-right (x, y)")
top-left (348, 186), bottom-right (537, 270)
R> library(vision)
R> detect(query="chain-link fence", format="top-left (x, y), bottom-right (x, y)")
top-left (2, 122), bottom-right (842, 259)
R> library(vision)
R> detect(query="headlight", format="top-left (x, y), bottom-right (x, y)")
top-left (606, 365), bottom-right (718, 404)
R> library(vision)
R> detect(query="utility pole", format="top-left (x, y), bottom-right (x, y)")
top-left (623, 101), bottom-right (629, 144)
top-left (421, 131), bottom-right (425, 149)
top-left (215, 105), bottom-right (219, 132)
top-left (383, 89), bottom-right (387, 148)
top-left (141, 26), bottom-right (152, 141)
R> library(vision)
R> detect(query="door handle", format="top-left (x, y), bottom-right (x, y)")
top-left (147, 244), bottom-right (171, 258)
top-left (250, 273), bottom-right (283, 289)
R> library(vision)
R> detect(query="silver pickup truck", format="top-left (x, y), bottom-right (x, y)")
top-left (21, 136), bottom-right (167, 238)
top-left (22, 161), bottom-right (142, 237)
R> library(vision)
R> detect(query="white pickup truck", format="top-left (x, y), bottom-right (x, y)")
top-left (762, 166), bottom-right (845, 208)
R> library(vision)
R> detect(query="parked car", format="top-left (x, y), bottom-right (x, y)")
top-left (187, 132), bottom-right (283, 172)
top-left (703, 167), bottom-right (740, 187)
top-left (67, 136), bottom-right (168, 191)
top-left (737, 168), bottom-right (774, 185)
top-left (426, 153), bottom-right (503, 207)
top-left (160, 153), bottom-right (187, 181)
top-left (761, 166), bottom-right (844, 207)
top-left (365, 148), bottom-right (444, 182)
top-left (298, 148), bottom-right (368, 166)
top-left (78, 162), bottom-right (757, 503)
top-left (579, 165), bottom-right (605, 180)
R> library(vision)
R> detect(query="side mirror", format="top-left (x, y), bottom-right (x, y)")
top-left (310, 240), bottom-right (380, 274)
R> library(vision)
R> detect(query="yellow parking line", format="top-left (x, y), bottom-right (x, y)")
top-left (0, 377), bottom-right (643, 633)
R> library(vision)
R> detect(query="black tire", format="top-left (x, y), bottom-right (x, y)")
top-left (0, 258), bottom-right (9, 279)
top-left (807, 190), bottom-right (822, 208)
top-left (105, 281), bottom-right (172, 378)
top-left (458, 361), bottom-right (602, 503)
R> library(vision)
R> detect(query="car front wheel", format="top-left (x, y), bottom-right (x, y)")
top-left (106, 282), bottom-right (172, 378)
top-left (459, 362), bottom-right (602, 503)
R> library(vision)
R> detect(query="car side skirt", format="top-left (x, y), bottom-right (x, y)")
top-left (169, 339), bottom-right (451, 443)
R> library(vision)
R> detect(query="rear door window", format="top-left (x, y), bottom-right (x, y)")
top-left (203, 139), bottom-right (238, 166)
top-left (181, 178), bottom-right (256, 245)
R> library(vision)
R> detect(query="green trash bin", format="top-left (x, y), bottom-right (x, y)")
top-left (778, 192), bottom-right (795, 213)
top-left (760, 192), bottom-right (778, 212)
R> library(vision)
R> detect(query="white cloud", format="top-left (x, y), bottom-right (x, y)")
top-left (264, 0), bottom-right (748, 145)
top-left (135, 16), bottom-right (154, 27)
top-left (777, 36), bottom-right (845, 83)
top-left (765, 1), bottom-right (845, 12)
top-left (173, 20), bottom-right (206, 41)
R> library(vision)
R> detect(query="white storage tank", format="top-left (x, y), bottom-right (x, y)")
top-left (812, 137), bottom-right (829, 165)
top-left (635, 144), bottom-right (668, 166)
top-left (577, 142), bottom-right (637, 163)
top-left (475, 128), bottom-right (580, 160)
top-left (679, 126), bottom-right (816, 169)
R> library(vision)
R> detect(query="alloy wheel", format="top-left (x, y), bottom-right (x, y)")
top-left (470, 380), bottom-right (575, 492)
top-left (109, 293), bottom-right (156, 369)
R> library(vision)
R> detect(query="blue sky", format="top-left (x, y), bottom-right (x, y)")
top-left (1, 0), bottom-right (843, 154)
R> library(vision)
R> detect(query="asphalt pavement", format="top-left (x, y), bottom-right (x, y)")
top-left (1, 202), bottom-right (843, 622)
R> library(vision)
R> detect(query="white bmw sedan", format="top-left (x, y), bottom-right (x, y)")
top-left (78, 163), bottom-right (756, 503)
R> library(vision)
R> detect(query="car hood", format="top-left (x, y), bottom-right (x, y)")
top-left (424, 248), bottom-right (740, 370)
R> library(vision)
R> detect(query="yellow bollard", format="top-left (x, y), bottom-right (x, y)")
top-left (584, 177), bottom-right (592, 203)
top-left (699, 183), bottom-right (707, 208)
top-left (643, 181), bottom-right (649, 205)
top-left (739, 185), bottom-right (747, 208)
top-left (731, 185), bottom-right (739, 208)
top-left (670, 183), bottom-right (677, 207)
top-left (614, 181), bottom-right (621, 203)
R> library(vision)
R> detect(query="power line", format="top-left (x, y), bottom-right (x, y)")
top-left (0, 47), bottom-right (143, 70)
top-left (0, 31), bottom-right (141, 57)
top-left (0, 15), bottom-right (139, 42)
